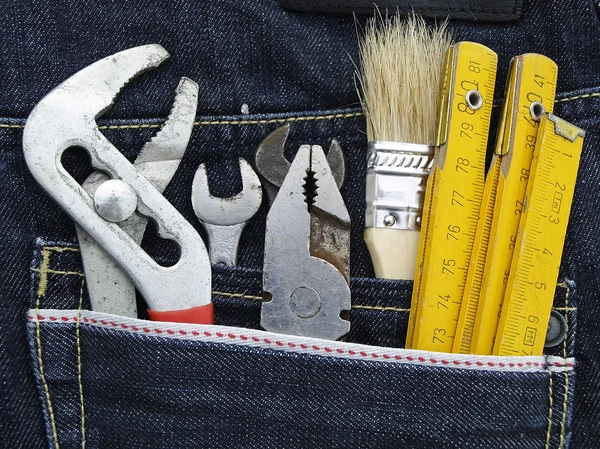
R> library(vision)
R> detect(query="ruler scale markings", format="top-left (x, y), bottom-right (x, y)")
top-left (407, 42), bottom-right (497, 352)
top-left (468, 54), bottom-right (559, 355)
top-left (405, 44), bottom-right (455, 349)
top-left (493, 114), bottom-right (584, 356)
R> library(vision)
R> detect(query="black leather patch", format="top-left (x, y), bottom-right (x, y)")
top-left (281, 0), bottom-right (523, 21)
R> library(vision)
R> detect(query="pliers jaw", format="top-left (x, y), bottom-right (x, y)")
top-left (76, 77), bottom-right (200, 318)
top-left (261, 144), bottom-right (351, 340)
top-left (254, 124), bottom-right (347, 206)
top-left (23, 45), bottom-right (213, 324)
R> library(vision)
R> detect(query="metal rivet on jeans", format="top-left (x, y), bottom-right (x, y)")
top-left (544, 310), bottom-right (567, 348)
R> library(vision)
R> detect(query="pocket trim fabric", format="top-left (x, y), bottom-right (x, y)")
top-left (28, 309), bottom-right (575, 374)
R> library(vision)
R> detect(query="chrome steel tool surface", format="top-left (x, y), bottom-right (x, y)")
top-left (260, 144), bottom-right (351, 340)
top-left (254, 124), bottom-right (346, 205)
top-left (191, 158), bottom-right (262, 266)
top-left (23, 44), bottom-right (213, 324)
top-left (77, 77), bottom-right (199, 317)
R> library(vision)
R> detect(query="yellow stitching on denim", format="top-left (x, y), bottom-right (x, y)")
top-left (212, 291), bottom-right (264, 301)
top-left (31, 267), bottom-right (85, 277)
top-left (559, 283), bottom-right (571, 449)
top-left (213, 291), bottom-right (411, 312)
top-left (352, 305), bottom-right (411, 312)
top-left (554, 284), bottom-right (576, 311)
top-left (36, 248), bottom-right (52, 299)
top-left (3, 91), bottom-right (600, 131)
top-left (1, 92), bottom-right (600, 131)
top-left (36, 246), bottom-right (433, 314)
top-left (36, 246), bottom-right (81, 296)
top-left (1, 111), bottom-right (365, 130)
top-left (103, 112), bottom-right (364, 129)
top-left (45, 246), bottom-right (80, 253)
top-left (32, 264), bottom-right (414, 313)
top-left (76, 279), bottom-right (86, 449)
top-left (545, 361), bottom-right (554, 449)
top-left (35, 248), bottom-right (60, 448)
top-left (0, 123), bottom-right (24, 128)
top-left (100, 123), bottom-right (161, 130)
top-left (556, 92), bottom-right (600, 103)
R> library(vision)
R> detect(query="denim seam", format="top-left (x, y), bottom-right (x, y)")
top-left (29, 263), bottom-right (414, 313)
top-left (35, 246), bottom-right (81, 298)
top-left (556, 92), bottom-right (600, 103)
top-left (103, 112), bottom-right (366, 129)
top-left (0, 111), bottom-right (364, 129)
top-left (285, 0), bottom-right (518, 14)
top-left (31, 267), bottom-right (85, 278)
top-left (35, 247), bottom-right (60, 448)
top-left (1, 90), bottom-right (600, 130)
top-left (31, 249), bottom-right (417, 312)
top-left (31, 246), bottom-right (579, 317)
top-left (214, 291), bottom-right (264, 301)
top-left (559, 282), bottom-right (571, 449)
top-left (76, 278), bottom-right (86, 449)
top-left (545, 358), bottom-right (554, 449)
top-left (30, 261), bottom-right (263, 301)
top-left (28, 310), bottom-right (576, 373)
top-left (352, 305), bottom-right (411, 312)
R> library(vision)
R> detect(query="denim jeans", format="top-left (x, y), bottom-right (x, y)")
top-left (1, 0), bottom-right (599, 447)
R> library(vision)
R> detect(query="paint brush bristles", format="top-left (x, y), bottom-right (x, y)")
top-left (358, 14), bottom-right (451, 144)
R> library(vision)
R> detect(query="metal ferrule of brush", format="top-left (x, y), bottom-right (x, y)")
top-left (365, 141), bottom-right (435, 230)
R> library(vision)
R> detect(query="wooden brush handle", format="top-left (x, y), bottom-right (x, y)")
top-left (364, 228), bottom-right (420, 280)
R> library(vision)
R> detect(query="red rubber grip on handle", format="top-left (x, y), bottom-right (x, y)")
top-left (147, 303), bottom-right (214, 325)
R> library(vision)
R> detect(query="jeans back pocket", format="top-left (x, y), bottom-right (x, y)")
top-left (26, 109), bottom-right (579, 448)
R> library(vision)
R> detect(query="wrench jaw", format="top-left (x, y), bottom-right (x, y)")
top-left (260, 145), bottom-right (351, 340)
top-left (23, 45), bottom-right (213, 323)
top-left (136, 77), bottom-right (199, 168)
top-left (191, 158), bottom-right (263, 266)
top-left (23, 43), bottom-right (172, 209)
top-left (308, 146), bottom-right (351, 284)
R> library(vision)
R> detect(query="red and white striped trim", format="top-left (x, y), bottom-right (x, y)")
top-left (28, 309), bottom-right (575, 373)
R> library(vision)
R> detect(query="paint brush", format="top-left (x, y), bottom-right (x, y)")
top-left (358, 14), bottom-right (451, 279)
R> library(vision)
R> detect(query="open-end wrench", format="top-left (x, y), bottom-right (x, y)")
top-left (23, 44), bottom-right (213, 324)
top-left (254, 124), bottom-right (346, 205)
top-left (191, 158), bottom-right (262, 266)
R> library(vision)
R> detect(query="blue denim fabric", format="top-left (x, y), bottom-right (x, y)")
top-left (1, 0), bottom-right (599, 447)
top-left (26, 316), bottom-right (574, 449)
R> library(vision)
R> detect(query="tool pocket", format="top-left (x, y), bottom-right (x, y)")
top-left (24, 105), bottom-right (587, 448)
top-left (27, 238), bottom-right (577, 449)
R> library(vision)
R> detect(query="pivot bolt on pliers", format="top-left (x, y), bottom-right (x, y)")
top-left (23, 44), bottom-right (213, 324)
top-left (260, 144), bottom-right (352, 340)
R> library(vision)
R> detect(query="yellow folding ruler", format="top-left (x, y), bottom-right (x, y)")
top-left (406, 42), bottom-right (497, 351)
top-left (453, 54), bottom-right (558, 354)
top-left (493, 114), bottom-right (584, 356)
